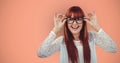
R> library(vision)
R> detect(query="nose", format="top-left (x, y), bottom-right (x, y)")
top-left (72, 20), bottom-right (77, 24)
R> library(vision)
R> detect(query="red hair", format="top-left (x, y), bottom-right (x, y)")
top-left (64, 6), bottom-right (91, 63)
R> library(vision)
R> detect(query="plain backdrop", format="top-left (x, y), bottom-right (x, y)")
top-left (0, 0), bottom-right (120, 63)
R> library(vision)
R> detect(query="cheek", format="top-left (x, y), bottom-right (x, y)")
top-left (79, 24), bottom-right (83, 29)
top-left (67, 24), bottom-right (71, 30)
top-left (77, 24), bottom-right (83, 31)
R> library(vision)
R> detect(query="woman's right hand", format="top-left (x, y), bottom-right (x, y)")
top-left (52, 13), bottom-right (66, 34)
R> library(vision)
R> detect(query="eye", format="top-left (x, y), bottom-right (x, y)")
top-left (76, 18), bottom-right (79, 21)
top-left (68, 18), bottom-right (73, 22)
top-left (66, 18), bottom-right (74, 24)
top-left (66, 18), bottom-right (70, 21)
top-left (79, 18), bottom-right (82, 20)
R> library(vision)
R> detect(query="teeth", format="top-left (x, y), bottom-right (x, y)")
top-left (71, 26), bottom-right (79, 29)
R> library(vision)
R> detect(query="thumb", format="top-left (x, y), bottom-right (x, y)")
top-left (84, 18), bottom-right (91, 25)
top-left (62, 18), bottom-right (67, 25)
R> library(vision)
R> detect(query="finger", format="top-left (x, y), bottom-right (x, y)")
top-left (61, 15), bottom-right (66, 21)
top-left (54, 13), bottom-right (57, 22)
top-left (91, 11), bottom-right (97, 21)
top-left (54, 12), bottom-right (57, 18)
top-left (84, 18), bottom-right (88, 21)
top-left (87, 13), bottom-right (93, 17)
top-left (58, 14), bottom-right (66, 22)
top-left (62, 14), bottom-right (65, 18)
top-left (84, 19), bottom-right (90, 23)
top-left (84, 17), bottom-right (91, 23)
top-left (84, 17), bottom-right (90, 21)
top-left (93, 11), bottom-right (96, 15)
top-left (62, 18), bottom-right (67, 24)
top-left (57, 13), bottom-right (63, 18)
top-left (92, 11), bottom-right (97, 17)
top-left (93, 11), bottom-right (95, 14)
top-left (59, 14), bottom-right (63, 19)
top-left (54, 12), bottom-right (59, 24)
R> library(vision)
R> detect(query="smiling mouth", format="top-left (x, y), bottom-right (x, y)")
top-left (71, 26), bottom-right (79, 29)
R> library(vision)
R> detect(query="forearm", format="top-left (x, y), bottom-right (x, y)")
top-left (95, 29), bottom-right (118, 53)
top-left (37, 31), bottom-right (56, 58)
top-left (37, 31), bottom-right (63, 58)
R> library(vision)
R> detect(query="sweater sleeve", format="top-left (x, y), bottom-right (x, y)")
top-left (89, 28), bottom-right (118, 53)
top-left (37, 31), bottom-right (64, 58)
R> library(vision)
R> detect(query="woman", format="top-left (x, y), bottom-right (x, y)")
top-left (37, 6), bottom-right (118, 63)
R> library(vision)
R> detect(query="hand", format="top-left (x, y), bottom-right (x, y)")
top-left (84, 11), bottom-right (101, 32)
top-left (52, 13), bottom-right (66, 34)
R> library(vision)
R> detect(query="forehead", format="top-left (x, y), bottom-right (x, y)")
top-left (71, 13), bottom-right (77, 18)
top-left (69, 13), bottom-right (81, 18)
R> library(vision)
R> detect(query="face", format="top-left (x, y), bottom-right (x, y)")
top-left (67, 14), bottom-right (83, 35)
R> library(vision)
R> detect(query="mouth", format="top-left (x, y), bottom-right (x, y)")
top-left (71, 26), bottom-right (79, 29)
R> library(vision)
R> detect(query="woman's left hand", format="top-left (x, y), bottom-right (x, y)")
top-left (84, 11), bottom-right (101, 32)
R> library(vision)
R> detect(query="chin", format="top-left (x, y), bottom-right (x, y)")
top-left (71, 31), bottom-right (79, 34)
top-left (70, 29), bottom-right (81, 35)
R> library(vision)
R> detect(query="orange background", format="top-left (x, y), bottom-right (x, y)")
top-left (0, 0), bottom-right (120, 63)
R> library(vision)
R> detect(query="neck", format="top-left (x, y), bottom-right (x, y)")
top-left (73, 33), bottom-right (80, 41)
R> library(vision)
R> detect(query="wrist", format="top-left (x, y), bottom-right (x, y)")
top-left (95, 26), bottom-right (101, 32)
top-left (52, 27), bottom-right (59, 34)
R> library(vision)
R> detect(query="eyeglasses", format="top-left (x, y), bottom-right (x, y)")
top-left (66, 17), bottom-right (84, 24)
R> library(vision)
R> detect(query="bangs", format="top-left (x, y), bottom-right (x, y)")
top-left (66, 6), bottom-right (85, 18)
top-left (66, 12), bottom-right (84, 18)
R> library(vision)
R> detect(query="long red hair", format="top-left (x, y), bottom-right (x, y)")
top-left (64, 6), bottom-right (91, 63)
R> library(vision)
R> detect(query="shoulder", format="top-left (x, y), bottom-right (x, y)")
top-left (88, 30), bottom-right (96, 42)
top-left (88, 30), bottom-right (96, 37)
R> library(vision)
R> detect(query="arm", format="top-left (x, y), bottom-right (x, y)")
top-left (37, 31), bottom-right (64, 58)
top-left (37, 13), bottom-right (66, 58)
top-left (86, 12), bottom-right (118, 53)
top-left (90, 28), bottom-right (118, 53)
